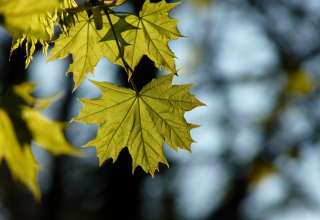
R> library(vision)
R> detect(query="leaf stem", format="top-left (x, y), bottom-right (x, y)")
top-left (104, 8), bottom-right (138, 93)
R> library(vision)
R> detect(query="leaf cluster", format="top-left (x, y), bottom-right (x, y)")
top-left (0, 0), bottom-right (204, 198)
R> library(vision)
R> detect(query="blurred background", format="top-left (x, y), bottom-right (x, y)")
top-left (1, 0), bottom-right (320, 219)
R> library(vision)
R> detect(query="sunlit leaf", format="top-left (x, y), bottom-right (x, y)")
top-left (76, 74), bottom-right (204, 175)
top-left (0, 109), bottom-right (40, 198)
top-left (0, 83), bottom-right (80, 199)
top-left (118, 0), bottom-right (182, 78)
top-left (103, 0), bottom-right (127, 7)
top-left (49, 12), bottom-right (120, 89)
top-left (0, 0), bottom-right (60, 65)
top-left (0, 0), bottom-right (59, 39)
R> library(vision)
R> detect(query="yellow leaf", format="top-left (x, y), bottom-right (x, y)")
top-left (0, 109), bottom-right (40, 199)
top-left (0, 0), bottom-right (59, 39)
top-left (0, 83), bottom-right (80, 198)
top-left (22, 108), bottom-right (80, 156)
top-left (49, 12), bottom-right (120, 89)
top-left (1, 0), bottom-right (77, 66)
top-left (103, 0), bottom-right (127, 7)
top-left (120, 0), bottom-right (182, 78)
top-left (286, 70), bottom-right (314, 95)
top-left (33, 92), bottom-right (63, 111)
top-left (76, 74), bottom-right (204, 175)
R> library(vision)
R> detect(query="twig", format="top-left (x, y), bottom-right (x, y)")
top-left (104, 8), bottom-right (138, 93)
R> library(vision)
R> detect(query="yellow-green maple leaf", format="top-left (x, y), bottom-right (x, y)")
top-left (0, 109), bottom-right (39, 198)
top-left (55, 0), bottom-right (78, 33)
top-left (0, 0), bottom-right (60, 65)
top-left (120, 0), bottom-right (181, 78)
top-left (49, 12), bottom-right (120, 89)
top-left (75, 74), bottom-right (204, 175)
top-left (0, 83), bottom-right (80, 199)
top-left (0, 0), bottom-right (59, 39)
top-left (1, 0), bottom-right (78, 66)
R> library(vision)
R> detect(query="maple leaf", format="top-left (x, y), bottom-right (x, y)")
top-left (0, 109), bottom-right (39, 198)
top-left (117, 0), bottom-right (182, 78)
top-left (100, 15), bottom-right (137, 58)
top-left (56, 0), bottom-right (79, 33)
top-left (0, 83), bottom-right (80, 199)
top-left (0, 0), bottom-right (59, 39)
top-left (0, 0), bottom-right (77, 66)
top-left (0, 0), bottom-right (60, 65)
top-left (49, 11), bottom-right (121, 89)
top-left (103, 0), bottom-right (127, 7)
top-left (75, 74), bottom-right (204, 175)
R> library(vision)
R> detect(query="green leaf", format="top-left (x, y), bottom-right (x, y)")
top-left (119, 0), bottom-right (182, 78)
top-left (75, 74), bottom-right (204, 175)
top-left (0, 83), bottom-right (80, 199)
top-left (100, 15), bottom-right (137, 51)
top-left (49, 12), bottom-right (121, 89)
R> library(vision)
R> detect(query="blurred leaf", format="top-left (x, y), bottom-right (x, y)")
top-left (0, 0), bottom-right (60, 66)
top-left (0, 109), bottom-right (39, 198)
top-left (285, 70), bottom-right (314, 95)
top-left (0, 83), bottom-right (80, 199)
top-left (190, 0), bottom-right (213, 8)
top-left (33, 92), bottom-right (63, 111)
top-left (103, 0), bottom-right (127, 7)
top-left (249, 160), bottom-right (277, 185)
top-left (0, 0), bottom-right (59, 39)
